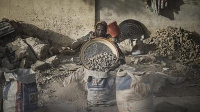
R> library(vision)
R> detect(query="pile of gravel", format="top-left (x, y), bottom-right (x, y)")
top-left (144, 26), bottom-right (200, 63)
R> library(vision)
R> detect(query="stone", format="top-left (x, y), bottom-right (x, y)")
top-left (49, 46), bottom-right (59, 55)
top-left (163, 67), bottom-right (169, 71)
top-left (6, 38), bottom-right (37, 62)
top-left (139, 55), bottom-right (156, 63)
top-left (118, 39), bottom-right (133, 54)
top-left (125, 56), bottom-right (136, 64)
top-left (0, 46), bottom-right (5, 53)
top-left (25, 37), bottom-right (50, 60)
top-left (175, 63), bottom-right (187, 71)
top-left (20, 58), bottom-right (33, 68)
top-left (161, 61), bottom-right (167, 66)
top-left (0, 70), bottom-right (5, 83)
top-left (134, 58), bottom-right (139, 64)
top-left (2, 57), bottom-right (14, 70)
top-left (45, 55), bottom-right (60, 67)
top-left (31, 61), bottom-right (50, 71)
top-left (0, 53), bottom-right (3, 58)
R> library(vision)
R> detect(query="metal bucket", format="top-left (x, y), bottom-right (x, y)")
top-left (107, 21), bottom-right (120, 38)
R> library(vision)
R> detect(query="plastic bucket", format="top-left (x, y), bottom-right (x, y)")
top-left (107, 21), bottom-right (120, 38)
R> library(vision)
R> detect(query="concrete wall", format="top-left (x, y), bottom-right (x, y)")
top-left (97, 0), bottom-right (200, 36)
top-left (0, 0), bottom-right (95, 45)
top-left (1, 0), bottom-right (199, 45)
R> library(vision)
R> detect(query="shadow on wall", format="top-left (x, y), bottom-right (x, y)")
top-left (19, 23), bottom-right (73, 46)
top-left (96, 0), bottom-right (187, 21)
top-left (96, 0), bottom-right (146, 21)
top-left (81, 0), bottom-right (94, 6)
top-left (160, 0), bottom-right (185, 20)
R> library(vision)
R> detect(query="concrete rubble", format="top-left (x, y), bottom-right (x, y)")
top-left (31, 60), bottom-right (51, 71)
top-left (45, 55), bottom-right (60, 67)
top-left (25, 37), bottom-right (50, 60)
top-left (6, 38), bottom-right (36, 61)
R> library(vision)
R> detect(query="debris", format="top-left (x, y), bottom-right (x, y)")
top-left (175, 63), bottom-right (187, 71)
top-left (134, 58), bottom-right (139, 64)
top-left (163, 67), bottom-right (169, 71)
top-left (139, 55), bottom-right (156, 63)
top-left (85, 107), bottom-right (92, 111)
top-left (49, 46), bottom-right (59, 55)
top-left (2, 57), bottom-right (14, 70)
top-left (25, 37), bottom-right (50, 60)
top-left (118, 39), bottom-right (133, 54)
top-left (6, 38), bottom-right (37, 62)
top-left (126, 55), bottom-right (156, 65)
top-left (0, 53), bottom-right (3, 58)
top-left (45, 55), bottom-right (60, 67)
top-left (0, 21), bottom-right (15, 38)
top-left (60, 64), bottom-right (81, 71)
top-left (19, 58), bottom-right (33, 68)
top-left (161, 61), bottom-right (167, 66)
top-left (0, 46), bottom-right (5, 54)
top-left (31, 61), bottom-right (50, 71)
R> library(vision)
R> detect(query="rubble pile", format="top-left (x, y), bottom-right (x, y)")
top-left (144, 26), bottom-right (200, 63)
top-left (0, 36), bottom-right (53, 70)
top-left (36, 67), bottom-right (73, 85)
top-left (86, 52), bottom-right (117, 72)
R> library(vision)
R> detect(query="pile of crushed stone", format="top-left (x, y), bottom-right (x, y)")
top-left (144, 26), bottom-right (200, 63)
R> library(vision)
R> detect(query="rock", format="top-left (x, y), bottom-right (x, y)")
top-left (175, 63), bottom-right (187, 71)
top-left (25, 37), bottom-right (50, 60)
top-left (20, 58), bottom-right (33, 68)
top-left (45, 55), bottom-right (60, 67)
top-left (134, 58), bottom-right (139, 64)
top-left (0, 53), bottom-right (3, 58)
top-left (163, 67), bottom-right (169, 71)
top-left (0, 70), bottom-right (5, 83)
top-left (155, 102), bottom-right (188, 112)
top-left (49, 46), bottom-right (59, 55)
top-left (125, 56), bottom-right (134, 64)
top-left (139, 55), bottom-right (156, 63)
top-left (0, 46), bottom-right (5, 53)
top-left (31, 61), bottom-right (50, 71)
top-left (59, 49), bottom-right (76, 55)
top-left (161, 61), bottom-right (167, 66)
top-left (118, 39), bottom-right (133, 54)
top-left (6, 38), bottom-right (37, 62)
top-left (2, 57), bottom-right (14, 70)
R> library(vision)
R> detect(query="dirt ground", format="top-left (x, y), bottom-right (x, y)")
top-left (33, 54), bottom-right (200, 112)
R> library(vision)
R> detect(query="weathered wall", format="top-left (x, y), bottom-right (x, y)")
top-left (0, 0), bottom-right (95, 45)
top-left (1, 0), bottom-right (199, 45)
top-left (97, 0), bottom-right (200, 35)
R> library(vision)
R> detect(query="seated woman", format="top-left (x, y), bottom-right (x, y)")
top-left (71, 21), bottom-right (109, 50)
top-left (71, 21), bottom-right (125, 66)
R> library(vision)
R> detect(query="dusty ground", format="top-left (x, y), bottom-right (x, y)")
top-left (33, 54), bottom-right (200, 112)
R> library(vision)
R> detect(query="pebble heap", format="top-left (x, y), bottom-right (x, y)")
top-left (86, 52), bottom-right (118, 72)
top-left (144, 26), bottom-right (200, 63)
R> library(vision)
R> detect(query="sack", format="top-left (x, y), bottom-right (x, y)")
top-left (116, 65), bottom-right (154, 112)
top-left (3, 69), bottom-right (38, 112)
top-left (86, 69), bottom-right (115, 106)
